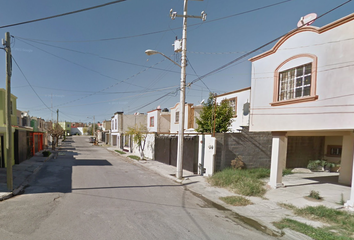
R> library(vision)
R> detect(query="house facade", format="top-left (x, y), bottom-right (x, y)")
top-left (147, 108), bottom-right (170, 133)
top-left (170, 103), bottom-right (200, 134)
top-left (249, 13), bottom-right (354, 209)
top-left (215, 87), bottom-right (251, 132)
top-left (111, 112), bottom-right (123, 148)
top-left (0, 89), bottom-right (17, 167)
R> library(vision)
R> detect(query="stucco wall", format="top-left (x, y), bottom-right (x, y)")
top-left (216, 88), bottom-right (251, 132)
top-left (250, 19), bottom-right (354, 132)
top-left (131, 133), bottom-right (155, 159)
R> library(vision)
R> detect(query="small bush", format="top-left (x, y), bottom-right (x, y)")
top-left (231, 156), bottom-right (245, 170)
top-left (308, 190), bottom-right (322, 200)
top-left (42, 151), bottom-right (51, 157)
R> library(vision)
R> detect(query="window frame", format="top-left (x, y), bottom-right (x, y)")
top-left (150, 116), bottom-right (154, 127)
top-left (228, 97), bottom-right (237, 117)
top-left (326, 145), bottom-right (342, 157)
top-left (271, 54), bottom-right (318, 106)
top-left (175, 111), bottom-right (179, 124)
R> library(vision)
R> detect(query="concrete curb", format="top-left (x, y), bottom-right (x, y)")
top-left (0, 152), bottom-right (56, 201)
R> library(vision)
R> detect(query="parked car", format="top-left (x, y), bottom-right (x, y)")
top-left (89, 137), bottom-right (96, 143)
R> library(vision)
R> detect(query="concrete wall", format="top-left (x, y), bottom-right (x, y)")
top-left (215, 127), bottom-right (272, 171)
top-left (131, 133), bottom-right (155, 159)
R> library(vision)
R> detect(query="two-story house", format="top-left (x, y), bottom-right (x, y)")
top-left (147, 107), bottom-right (170, 133)
top-left (249, 13), bottom-right (354, 209)
top-left (215, 87), bottom-right (251, 132)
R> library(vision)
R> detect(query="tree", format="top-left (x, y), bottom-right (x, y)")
top-left (196, 93), bottom-right (234, 133)
top-left (125, 124), bottom-right (148, 159)
top-left (48, 123), bottom-right (64, 150)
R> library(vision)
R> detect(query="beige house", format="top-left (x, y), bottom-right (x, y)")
top-left (249, 13), bottom-right (354, 209)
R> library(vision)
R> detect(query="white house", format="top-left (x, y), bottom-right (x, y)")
top-left (170, 102), bottom-right (203, 134)
top-left (249, 13), bottom-right (354, 209)
top-left (215, 87), bottom-right (251, 132)
top-left (147, 107), bottom-right (170, 133)
top-left (110, 112), bottom-right (123, 148)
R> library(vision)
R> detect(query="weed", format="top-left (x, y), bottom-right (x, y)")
top-left (208, 168), bottom-right (270, 197)
top-left (128, 155), bottom-right (140, 160)
top-left (219, 196), bottom-right (252, 206)
top-left (308, 190), bottom-right (322, 200)
top-left (339, 193), bottom-right (345, 205)
top-left (274, 218), bottom-right (350, 240)
top-left (115, 150), bottom-right (126, 154)
top-left (275, 204), bottom-right (354, 239)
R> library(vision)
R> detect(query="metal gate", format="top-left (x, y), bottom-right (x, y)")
top-left (155, 136), bottom-right (198, 173)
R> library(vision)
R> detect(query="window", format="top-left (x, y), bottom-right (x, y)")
top-left (228, 97), bottom-right (237, 117)
top-left (175, 111), bottom-right (179, 123)
top-left (10, 101), bottom-right (13, 115)
top-left (150, 116), bottom-right (154, 127)
top-left (278, 63), bottom-right (312, 101)
top-left (115, 119), bottom-right (117, 130)
top-left (326, 145), bottom-right (342, 157)
top-left (272, 54), bottom-right (318, 106)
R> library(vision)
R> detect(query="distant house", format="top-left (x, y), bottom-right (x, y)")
top-left (215, 87), bottom-right (251, 132)
top-left (147, 107), bottom-right (170, 133)
top-left (110, 112), bottom-right (147, 151)
top-left (59, 121), bottom-right (71, 136)
top-left (249, 12), bottom-right (354, 209)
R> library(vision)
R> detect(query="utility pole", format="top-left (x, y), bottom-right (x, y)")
top-left (3, 32), bottom-right (13, 190)
top-left (56, 109), bottom-right (59, 147)
top-left (170, 1), bottom-right (206, 179)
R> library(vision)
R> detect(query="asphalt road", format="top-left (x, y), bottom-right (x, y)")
top-left (0, 136), bottom-right (276, 240)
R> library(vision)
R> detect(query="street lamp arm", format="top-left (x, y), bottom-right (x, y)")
top-left (145, 49), bottom-right (182, 68)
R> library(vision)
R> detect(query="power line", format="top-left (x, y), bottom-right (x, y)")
top-left (14, 37), bottom-right (190, 76)
top-left (11, 55), bottom-right (54, 113)
top-left (187, 0), bottom-right (353, 88)
top-left (13, 0), bottom-right (293, 43)
top-left (0, 0), bottom-right (128, 29)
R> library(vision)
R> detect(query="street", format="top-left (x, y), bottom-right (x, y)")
top-left (0, 136), bottom-right (276, 240)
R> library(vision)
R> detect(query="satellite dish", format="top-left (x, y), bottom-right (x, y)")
top-left (297, 13), bottom-right (317, 28)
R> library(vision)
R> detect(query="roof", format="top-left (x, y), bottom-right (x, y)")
top-left (215, 87), bottom-right (251, 98)
top-left (249, 12), bottom-right (354, 62)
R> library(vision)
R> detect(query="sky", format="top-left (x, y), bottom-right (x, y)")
top-left (0, 0), bottom-right (352, 123)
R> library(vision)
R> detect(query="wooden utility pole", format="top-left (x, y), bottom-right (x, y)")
top-left (4, 32), bottom-right (13, 191)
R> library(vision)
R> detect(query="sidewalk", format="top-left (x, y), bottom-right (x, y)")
top-left (107, 147), bottom-right (351, 239)
top-left (0, 149), bottom-right (57, 201)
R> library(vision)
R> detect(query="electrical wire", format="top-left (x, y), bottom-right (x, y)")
top-left (12, 0), bottom-right (293, 43)
top-left (11, 55), bottom-right (54, 113)
top-left (14, 37), bottom-right (189, 76)
top-left (0, 0), bottom-right (128, 29)
top-left (187, 0), bottom-right (353, 88)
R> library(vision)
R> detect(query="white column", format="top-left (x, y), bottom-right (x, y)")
top-left (268, 132), bottom-right (287, 189)
top-left (344, 134), bottom-right (354, 210)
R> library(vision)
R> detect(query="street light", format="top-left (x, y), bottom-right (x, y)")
top-left (145, 50), bottom-right (181, 68)
top-left (145, 48), bottom-right (186, 179)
